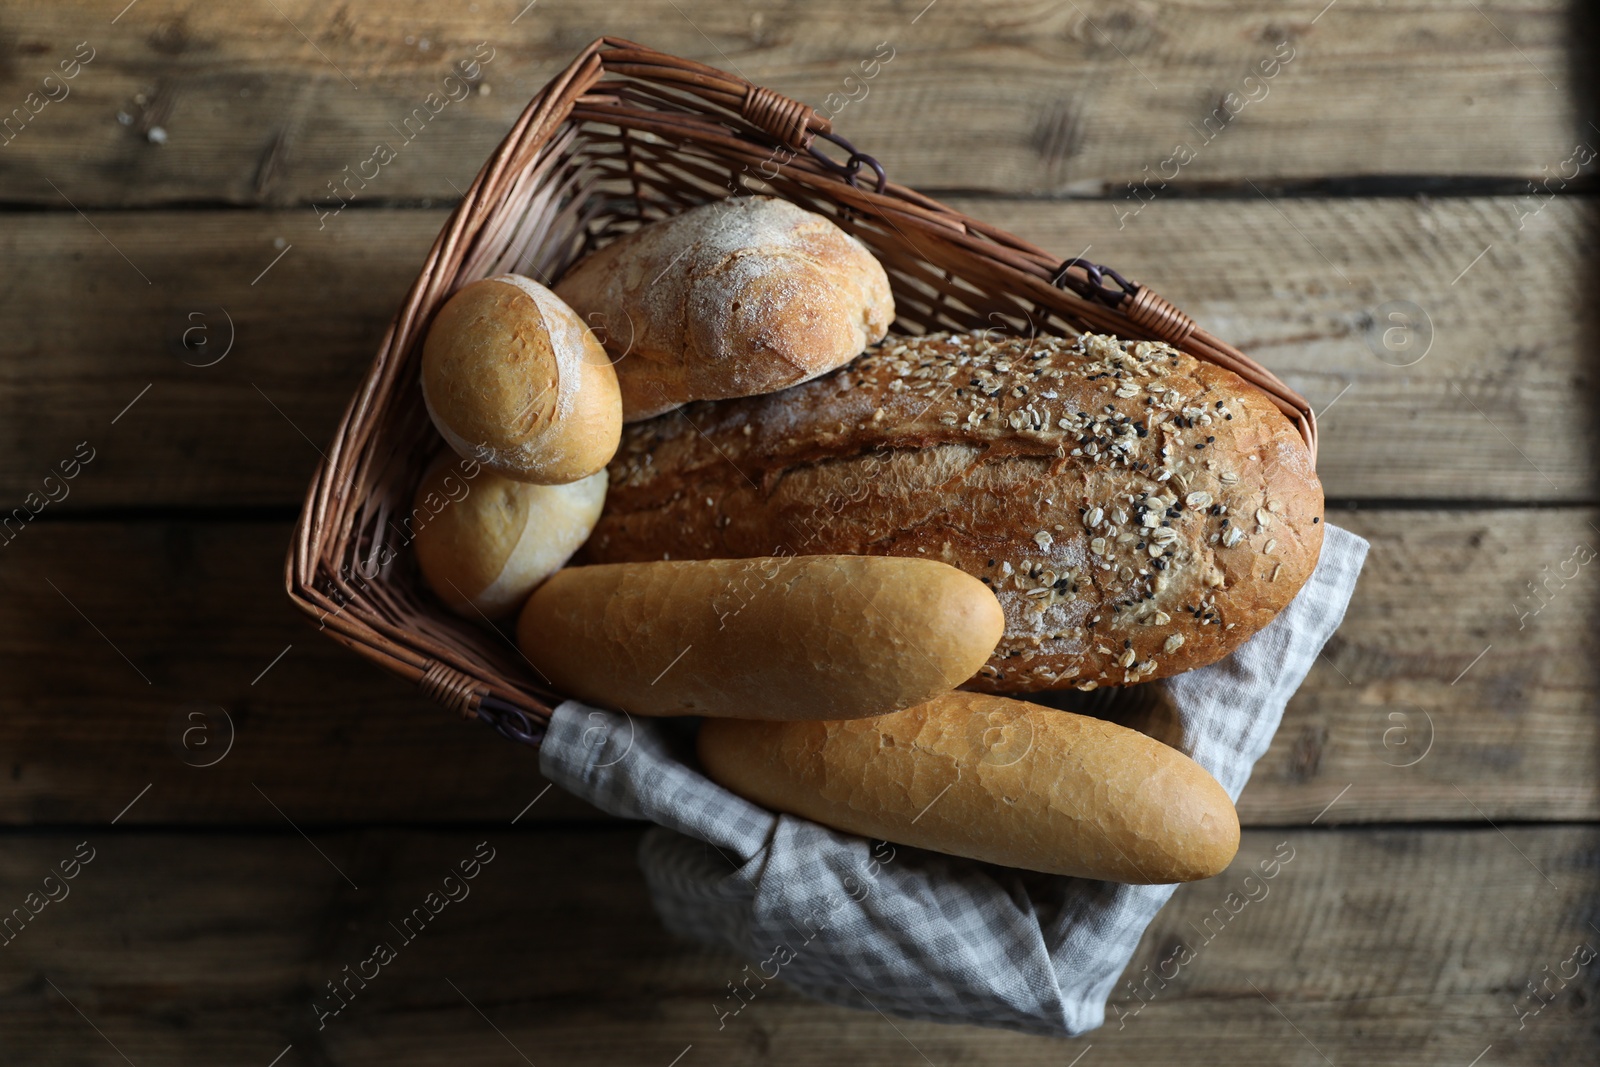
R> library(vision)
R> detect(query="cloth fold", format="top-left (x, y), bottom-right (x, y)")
top-left (539, 524), bottom-right (1368, 1037)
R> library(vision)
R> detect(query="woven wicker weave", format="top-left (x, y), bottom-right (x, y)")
top-left (285, 37), bottom-right (1318, 745)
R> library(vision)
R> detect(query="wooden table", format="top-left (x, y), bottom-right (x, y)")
top-left (2, 2), bottom-right (1594, 1063)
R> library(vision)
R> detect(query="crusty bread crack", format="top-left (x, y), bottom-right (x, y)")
top-left (554, 196), bottom-right (894, 421)
top-left (584, 331), bottom-right (1324, 690)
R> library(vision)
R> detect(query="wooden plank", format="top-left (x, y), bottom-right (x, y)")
top-left (0, 196), bottom-right (1590, 509)
top-left (953, 196), bottom-right (1599, 504)
top-left (0, 0), bottom-right (1576, 206)
top-left (0, 210), bottom-right (443, 511)
top-left (0, 519), bottom-right (601, 827)
top-left (1240, 506), bottom-right (1600, 824)
top-left (1, 826), bottom-right (1594, 1064)
top-left (0, 509), bottom-right (1593, 825)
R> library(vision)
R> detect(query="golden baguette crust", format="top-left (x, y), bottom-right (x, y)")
top-left (697, 691), bottom-right (1241, 882)
top-left (584, 331), bottom-right (1324, 690)
top-left (517, 555), bottom-right (1004, 720)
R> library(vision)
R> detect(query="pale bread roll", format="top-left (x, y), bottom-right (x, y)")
top-left (420, 274), bottom-right (622, 484)
top-left (554, 196), bottom-right (894, 421)
top-left (698, 691), bottom-right (1240, 883)
top-left (516, 555), bottom-right (1003, 720)
top-left (413, 457), bottom-right (607, 618)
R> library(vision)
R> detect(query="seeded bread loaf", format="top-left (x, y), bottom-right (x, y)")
top-left (583, 332), bottom-right (1323, 690)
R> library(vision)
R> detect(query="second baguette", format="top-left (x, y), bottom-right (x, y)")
top-left (516, 555), bottom-right (1003, 720)
top-left (698, 691), bottom-right (1240, 883)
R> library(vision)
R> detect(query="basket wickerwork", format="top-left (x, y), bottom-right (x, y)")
top-left (286, 37), bottom-right (1317, 743)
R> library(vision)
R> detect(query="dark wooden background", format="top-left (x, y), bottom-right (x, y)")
top-left (1, 1), bottom-right (1596, 1063)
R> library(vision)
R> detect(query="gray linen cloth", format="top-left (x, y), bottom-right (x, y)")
top-left (539, 524), bottom-right (1368, 1037)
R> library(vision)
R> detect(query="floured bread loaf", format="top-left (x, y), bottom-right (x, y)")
top-left (583, 331), bottom-right (1324, 690)
top-left (554, 196), bottom-right (894, 420)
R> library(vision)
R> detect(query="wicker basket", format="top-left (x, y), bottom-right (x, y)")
top-left (285, 37), bottom-right (1317, 747)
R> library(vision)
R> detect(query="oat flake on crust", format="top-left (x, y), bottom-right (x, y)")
top-left (588, 331), bottom-right (1325, 691)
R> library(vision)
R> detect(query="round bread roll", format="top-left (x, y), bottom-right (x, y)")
top-left (516, 555), bottom-right (1004, 720)
top-left (698, 691), bottom-right (1241, 883)
top-left (413, 457), bottom-right (607, 618)
top-left (554, 196), bottom-right (895, 421)
top-left (420, 274), bottom-right (622, 484)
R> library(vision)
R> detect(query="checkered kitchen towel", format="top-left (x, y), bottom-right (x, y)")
top-left (539, 524), bottom-right (1368, 1038)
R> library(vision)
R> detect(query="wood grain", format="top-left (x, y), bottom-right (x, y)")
top-left (1, 196), bottom-right (1592, 510)
top-left (0, 518), bottom-right (598, 827)
top-left (1246, 507), bottom-right (1600, 825)
top-left (0, 0), bottom-right (1577, 206)
top-left (1, 2), bottom-right (1592, 1062)
top-left (1, 510), bottom-right (1593, 826)
top-left (993, 196), bottom-right (1600, 504)
top-left (1, 826), bottom-right (1593, 1064)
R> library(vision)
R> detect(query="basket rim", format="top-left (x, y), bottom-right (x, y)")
top-left (285, 36), bottom-right (1320, 739)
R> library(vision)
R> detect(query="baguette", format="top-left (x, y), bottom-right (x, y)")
top-left (697, 691), bottom-right (1240, 883)
top-left (420, 274), bottom-right (621, 484)
top-left (516, 555), bottom-right (1003, 720)
top-left (584, 331), bottom-right (1324, 690)
top-left (554, 196), bottom-right (894, 421)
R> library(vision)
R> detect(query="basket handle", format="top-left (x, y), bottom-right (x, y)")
top-left (1049, 258), bottom-right (1316, 458)
top-left (742, 84), bottom-right (825, 150)
top-left (573, 37), bottom-right (1316, 456)
top-left (594, 37), bottom-right (832, 151)
top-left (1054, 257), bottom-right (1196, 347)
